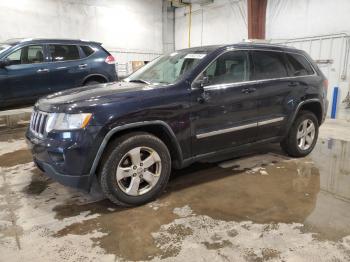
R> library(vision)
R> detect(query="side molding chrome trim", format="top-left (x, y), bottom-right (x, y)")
top-left (196, 116), bottom-right (285, 139)
top-left (258, 117), bottom-right (285, 126)
top-left (196, 122), bottom-right (257, 139)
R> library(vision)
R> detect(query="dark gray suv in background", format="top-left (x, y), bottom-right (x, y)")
top-left (0, 38), bottom-right (117, 109)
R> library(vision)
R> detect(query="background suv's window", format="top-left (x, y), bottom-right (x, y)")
top-left (80, 45), bottom-right (95, 57)
top-left (49, 45), bottom-right (80, 61)
top-left (251, 51), bottom-right (288, 80)
top-left (5, 45), bottom-right (44, 65)
top-left (202, 51), bottom-right (249, 85)
top-left (286, 53), bottom-right (314, 76)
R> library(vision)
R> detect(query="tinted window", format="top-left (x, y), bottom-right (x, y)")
top-left (202, 51), bottom-right (249, 85)
top-left (286, 53), bottom-right (314, 76)
top-left (81, 45), bottom-right (95, 57)
top-left (5, 45), bottom-right (44, 65)
top-left (48, 45), bottom-right (80, 61)
top-left (252, 51), bottom-right (288, 80)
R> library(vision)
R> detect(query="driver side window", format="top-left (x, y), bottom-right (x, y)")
top-left (202, 50), bottom-right (250, 86)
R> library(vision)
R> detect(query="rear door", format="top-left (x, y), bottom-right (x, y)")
top-left (46, 44), bottom-right (89, 92)
top-left (2, 44), bottom-right (50, 104)
top-left (191, 50), bottom-right (258, 156)
top-left (250, 50), bottom-right (292, 141)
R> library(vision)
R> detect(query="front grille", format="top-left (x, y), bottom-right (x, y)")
top-left (30, 111), bottom-right (49, 138)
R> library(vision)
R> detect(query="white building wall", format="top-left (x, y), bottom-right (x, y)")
top-left (266, 0), bottom-right (350, 40)
top-left (175, 0), bottom-right (247, 50)
top-left (0, 0), bottom-right (163, 66)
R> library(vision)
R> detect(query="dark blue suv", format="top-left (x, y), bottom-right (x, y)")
top-left (0, 38), bottom-right (117, 108)
top-left (26, 43), bottom-right (328, 206)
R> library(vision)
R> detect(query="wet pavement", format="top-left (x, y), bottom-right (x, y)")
top-left (0, 125), bottom-right (350, 261)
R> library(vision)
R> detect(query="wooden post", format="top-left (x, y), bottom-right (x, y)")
top-left (248, 0), bottom-right (267, 39)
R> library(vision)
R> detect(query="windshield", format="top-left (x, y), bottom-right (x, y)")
top-left (125, 50), bottom-right (208, 85)
top-left (0, 44), bottom-right (11, 55)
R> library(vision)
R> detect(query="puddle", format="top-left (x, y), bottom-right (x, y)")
top-left (23, 171), bottom-right (52, 195)
top-left (0, 149), bottom-right (32, 168)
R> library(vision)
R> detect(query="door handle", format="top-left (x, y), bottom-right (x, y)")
top-left (78, 64), bottom-right (88, 69)
top-left (241, 87), bottom-right (256, 94)
top-left (288, 82), bottom-right (298, 87)
top-left (37, 68), bottom-right (49, 73)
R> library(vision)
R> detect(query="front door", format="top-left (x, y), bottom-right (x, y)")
top-left (190, 50), bottom-right (258, 156)
top-left (3, 45), bottom-right (50, 105)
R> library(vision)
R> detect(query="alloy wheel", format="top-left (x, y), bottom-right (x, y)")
top-left (297, 119), bottom-right (316, 151)
top-left (116, 146), bottom-right (162, 196)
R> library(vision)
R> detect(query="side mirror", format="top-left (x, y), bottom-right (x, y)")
top-left (0, 59), bottom-right (9, 69)
top-left (193, 76), bottom-right (210, 89)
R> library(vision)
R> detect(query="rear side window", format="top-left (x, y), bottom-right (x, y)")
top-left (48, 45), bottom-right (80, 61)
top-left (251, 51), bottom-right (288, 80)
top-left (80, 45), bottom-right (95, 57)
top-left (286, 53), bottom-right (314, 76)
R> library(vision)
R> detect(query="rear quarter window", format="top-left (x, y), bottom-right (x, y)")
top-left (251, 51), bottom-right (288, 80)
top-left (81, 45), bottom-right (95, 57)
top-left (286, 53), bottom-right (314, 76)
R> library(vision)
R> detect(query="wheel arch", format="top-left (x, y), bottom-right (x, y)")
top-left (88, 121), bottom-right (183, 186)
top-left (82, 74), bottom-right (108, 85)
top-left (290, 99), bottom-right (323, 126)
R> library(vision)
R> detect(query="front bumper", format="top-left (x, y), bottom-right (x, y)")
top-left (33, 158), bottom-right (90, 189)
top-left (26, 127), bottom-right (102, 190)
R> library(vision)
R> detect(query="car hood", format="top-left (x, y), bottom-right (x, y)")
top-left (36, 81), bottom-right (158, 112)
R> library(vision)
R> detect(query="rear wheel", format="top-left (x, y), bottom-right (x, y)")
top-left (99, 132), bottom-right (171, 206)
top-left (281, 111), bottom-right (319, 157)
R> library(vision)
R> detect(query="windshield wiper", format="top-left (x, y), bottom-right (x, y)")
top-left (127, 79), bottom-right (151, 85)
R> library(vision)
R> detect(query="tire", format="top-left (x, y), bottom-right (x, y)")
top-left (280, 111), bottom-right (319, 157)
top-left (84, 80), bottom-right (102, 86)
top-left (99, 132), bottom-right (171, 206)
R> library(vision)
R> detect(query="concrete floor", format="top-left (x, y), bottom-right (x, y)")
top-left (0, 120), bottom-right (350, 261)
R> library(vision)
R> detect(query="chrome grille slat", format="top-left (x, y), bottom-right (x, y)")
top-left (34, 112), bottom-right (40, 132)
top-left (32, 112), bottom-right (37, 130)
top-left (30, 110), bottom-right (49, 138)
top-left (35, 114), bottom-right (41, 133)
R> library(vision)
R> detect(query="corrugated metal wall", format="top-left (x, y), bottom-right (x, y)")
top-left (272, 34), bottom-right (350, 120)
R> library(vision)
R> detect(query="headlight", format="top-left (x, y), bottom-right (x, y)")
top-left (45, 113), bottom-right (92, 133)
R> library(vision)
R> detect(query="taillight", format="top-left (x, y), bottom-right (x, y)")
top-left (105, 55), bottom-right (115, 64)
top-left (323, 79), bottom-right (328, 94)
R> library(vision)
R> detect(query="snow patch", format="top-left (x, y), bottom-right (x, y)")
top-left (152, 206), bottom-right (350, 262)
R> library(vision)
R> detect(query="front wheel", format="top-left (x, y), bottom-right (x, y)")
top-left (99, 132), bottom-right (171, 206)
top-left (281, 111), bottom-right (319, 157)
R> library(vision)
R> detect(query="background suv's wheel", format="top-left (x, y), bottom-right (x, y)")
top-left (99, 132), bottom-right (171, 206)
top-left (280, 110), bottom-right (319, 157)
top-left (84, 80), bottom-right (102, 86)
